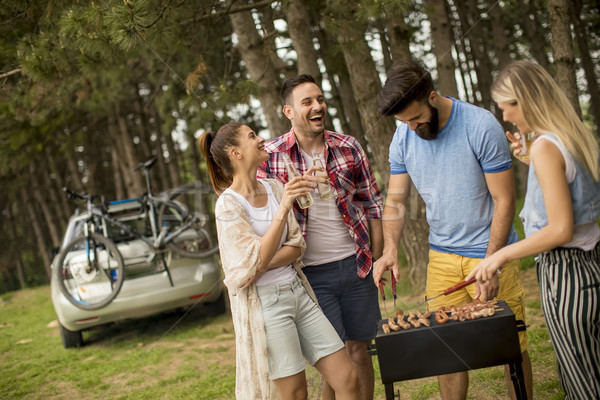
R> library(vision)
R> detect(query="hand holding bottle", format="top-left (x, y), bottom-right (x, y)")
top-left (311, 149), bottom-right (336, 200)
top-left (281, 176), bottom-right (315, 210)
top-left (506, 131), bottom-right (533, 165)
top-left (281, 153), bottom-right (314, 209)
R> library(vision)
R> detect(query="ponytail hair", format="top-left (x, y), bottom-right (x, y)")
top-left (198, 123), bottom-right (244, 194)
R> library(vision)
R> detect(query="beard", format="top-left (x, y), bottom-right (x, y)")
top-left (414, 104), bottom-right (440, 140)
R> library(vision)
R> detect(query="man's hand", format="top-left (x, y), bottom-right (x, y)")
top-left (373, 252), bottom-right (398, 288)
top-left (302, 165), bottom-right (327, 184)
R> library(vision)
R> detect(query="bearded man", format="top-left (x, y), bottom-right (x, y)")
top-left (373, 59), bottom-right (533, 400)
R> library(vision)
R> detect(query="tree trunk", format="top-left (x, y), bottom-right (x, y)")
top-left (572, 0), bottom-right (600, 132)
top-left (113, 108), bottom-right (144, 196)
top-left (311, 10), bottom-right (365, 144)
top-left (8, 204), bottom-right (27, 288)
top-left (404, 182), bottom-right (430, 288)
top-left (229, 1), bottom-right (289, 138)
top-left (110, 147), bottom-right (126, 199)
top-left (184, 130), bottom-right (203, 183)
top-left (384, 12), bottom-right (412, 63)
top-left (255, 0), bottom-right (290, 78)
top-left (454, 0), bottom-right (494, 109)
top-left (518, 0), bottom-right (551, 70)
top-left (45, 147), bottom-right (70, 231)
top-left (15, 258), bottom-right (27, 289)
top-left (29, 162), bottom-right (61, 248)
top-left (423, 0), bottom-right (459, 98)
top-left (331, 24), bottom-right (395, 181)
top-left (284, 0), bottom-right (321, 82)
top-left (376, 19), bottom-right (393, 72)
top-left (547, 0), bottom-right (582, 115)
top-left (133, 93), bottom-right (153, 162)
top-left (151, 109), bottom-right (182, 189)
top-left (66, 156), bottom-right (85, 193)
top-left (486, 0), bottom-right (512, 70)
top-left (21, 188), bottom-right (51, 280)
top-left (326, 2), bottom-right (430, 288)
top-left (446, 0), bottom-right (476, 103)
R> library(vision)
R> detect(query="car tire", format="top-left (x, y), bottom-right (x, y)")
top-left (59, 323), bottom-right (84, 348)
top-left (207, 290), bottom-right (227, 316)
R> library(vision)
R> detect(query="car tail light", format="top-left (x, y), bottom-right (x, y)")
top-left (190, 293), bottom-right (211, 300)
top-left (76, 316), bottom-right (100, 324)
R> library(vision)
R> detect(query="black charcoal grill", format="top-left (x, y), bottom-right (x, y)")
top-left (374, 300), bottom-right (527, 399)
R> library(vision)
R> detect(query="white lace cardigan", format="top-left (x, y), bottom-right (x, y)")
top-left (215, 179), bottom-right (318, 400)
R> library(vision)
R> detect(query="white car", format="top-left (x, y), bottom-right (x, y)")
top-left (51, 199), bottom-right (225, 348)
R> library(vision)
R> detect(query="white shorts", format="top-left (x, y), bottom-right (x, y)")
top-left (256, 276), bottom-right (344, 380)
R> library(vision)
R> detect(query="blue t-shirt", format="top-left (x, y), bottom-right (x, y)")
top-left (389, 98), bottom-right (518, 258)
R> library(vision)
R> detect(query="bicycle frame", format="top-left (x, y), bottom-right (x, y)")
top-left (69, 157), bottom-right (199, 256)
top-left (76, 197), bottom-right (195, 256)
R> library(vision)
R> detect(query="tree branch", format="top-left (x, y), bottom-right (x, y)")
top-left (0, 69), bottom-right (22, 79)
top-left (139, 0), bottom-right (175, 29)
top-left (182, 0), bottom-right (277, 25)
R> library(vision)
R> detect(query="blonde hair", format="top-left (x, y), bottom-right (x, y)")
top-left (492, 60), bottom-right (599, 181)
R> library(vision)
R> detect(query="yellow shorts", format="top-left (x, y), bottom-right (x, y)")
top-left (425, 249), bottom-right (528, 352)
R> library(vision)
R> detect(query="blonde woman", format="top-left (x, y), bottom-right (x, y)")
top-left (198, 123), bottom-right (358, 400)
top-left (467, 61), bottom-right (600, 399)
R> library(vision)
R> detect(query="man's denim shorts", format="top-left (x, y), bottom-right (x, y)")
top-left (302, 255), bottom-right (381, 342)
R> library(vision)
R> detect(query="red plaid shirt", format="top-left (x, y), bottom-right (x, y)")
top-left (257, 129), bottom-right (383, 278)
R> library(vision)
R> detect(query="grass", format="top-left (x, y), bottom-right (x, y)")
top-left (1, 262), bottom-right (563, 399)
top-left (0, 194), bottom-right (561, 399)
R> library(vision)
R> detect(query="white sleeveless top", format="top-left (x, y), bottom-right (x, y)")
top-left (525, 135), bottom-right (599, 250)
top-left (222, 180), bottom-right (297, 286)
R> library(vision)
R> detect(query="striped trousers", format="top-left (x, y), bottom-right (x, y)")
top-left (537, 244), bottom-right (600, 399)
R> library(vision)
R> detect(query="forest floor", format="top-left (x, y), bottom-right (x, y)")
top-left (0, 265), bottom-right (564, 399)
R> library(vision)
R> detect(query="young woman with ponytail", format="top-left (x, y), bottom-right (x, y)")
top-left (199, 123), bottom-right (359, 400)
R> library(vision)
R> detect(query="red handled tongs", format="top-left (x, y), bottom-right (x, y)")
top-left (378, 272), bottom-right (397, 316)
top-left (416, 276), bottom-right (477, 309)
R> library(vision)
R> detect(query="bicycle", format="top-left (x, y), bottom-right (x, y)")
top-left (56, 157), bottom-right (219, 310)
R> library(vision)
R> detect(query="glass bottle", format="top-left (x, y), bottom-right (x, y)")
top-left (519, 132), bottom-right (536, 161)
top-left (281, 153), bottom-right (313, 209)
top-left (311, 149), bottom-right (335, 201)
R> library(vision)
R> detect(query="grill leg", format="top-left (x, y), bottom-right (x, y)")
top-left (384, 383), bottom-right (396, 400)
top-left (508, 362), bottom-right (527, 400)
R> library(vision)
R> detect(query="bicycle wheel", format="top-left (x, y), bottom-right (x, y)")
top-left (157, 183), bottom-right (219, 259)
top-left (56, 233), bottom-right (125, 310)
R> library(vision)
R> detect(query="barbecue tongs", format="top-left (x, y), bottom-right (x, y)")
top-left (378, 274), bottom-right (396, 315)
top-left (415, 276), bottom-right (477, 309)
top-left (427, 277), bottom-right (476, 303)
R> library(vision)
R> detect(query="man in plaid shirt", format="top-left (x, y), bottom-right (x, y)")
top-left (257, 74), bottom-right (383, 400)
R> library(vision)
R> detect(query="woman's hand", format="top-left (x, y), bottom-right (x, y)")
top-left (506, 131), bottom-right (530, 165)
top-left (281, 176), bottom-right (315, 209)
top-left (465, 251), bottom-right (506, 299)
